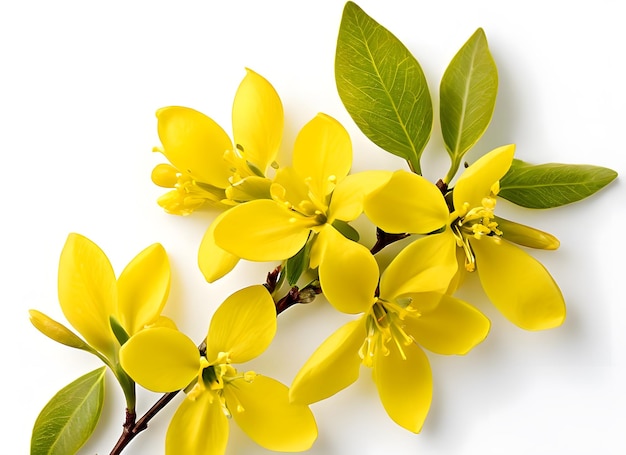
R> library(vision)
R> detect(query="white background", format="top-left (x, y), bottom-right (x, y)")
top-left (2, 1), bottom-right (625, 454)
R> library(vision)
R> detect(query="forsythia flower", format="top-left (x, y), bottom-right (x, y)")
top-left (364, 144), bottom-right (566, 330)
top-left (119, 285), bottom-right (317, 455)
top-left (151, 68), bottom-right (283, 215)
top-left (210, 112), bottom-right (390, 273)
top-left (289, 236), bottom-right (490, 432)
top-left (53, 233), bottom-right (172, 362)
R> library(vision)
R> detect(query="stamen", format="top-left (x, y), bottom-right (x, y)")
top-left (243, 371), bottom-right (257, 382)
top-left (213, 351), bottom-right (231, 365)
top-left (358, 301), bottom-right (417, 365)
top-left (462, 237), bottom-right (476, 272)
top-left (482, 197), bottom-right (495, 210)
top-left (358, 335), bottom-right (376, 367)
top-left (187, 382), bottom-right (205, 401)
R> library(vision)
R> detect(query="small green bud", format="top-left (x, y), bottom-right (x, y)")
top-left (495, 216), bottom-right (560, 250)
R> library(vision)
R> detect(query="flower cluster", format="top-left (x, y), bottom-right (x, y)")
top-left (29, 2), bottom-right (616, 455)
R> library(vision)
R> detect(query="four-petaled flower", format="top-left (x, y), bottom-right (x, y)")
top-left (151, 68), bottom-right (283, 215)
top-left (365, 144), bottom-right (566, 330)
top-left (210, 112), bottom-right (390, 276)
top-left (120, 285), bottom-right (317, 455)
top-left (56, 232), bottom-right (173, 362)
top-left (289, 236), bottom-right (490, 432)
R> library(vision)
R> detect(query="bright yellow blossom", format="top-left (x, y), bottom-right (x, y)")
top-left (54, 233), bottom-right (173, 361)
top-left (210, 113), bottom-right (391, 275)
top-left (119, 285), bottom-right (317, 455)
top-left (290, 236), bottom-right (490, 432)
top-left (152, 68), bottom-right (283, 215)
top-left (364, 144), bottom-right (566, 330)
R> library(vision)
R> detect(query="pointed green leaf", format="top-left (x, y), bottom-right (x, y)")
top-left (440, 28), bottom-right (498, 182)
top-left (331, 219), bottom-right (360, 242)
top-left (285, 239), bottom-right (312, 286)
top-left (499, 159), bottom-right (618, 208)
top-left (335, 1), bottom-right (432, 174)
top-left (109, 315), bottom-right (130, 346)
top-left (31, 367), bottom-right (106, 455)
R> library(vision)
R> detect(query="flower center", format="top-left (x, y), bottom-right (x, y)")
top-left (271, 175), bottom-right (336, 224)
top-left (151, 164), bottom-right (226, 215)
top-left (188, 352), bottom-right (257, 417)
top-left (450, 189), bottom-right (503, 272)
top-left (224, 144), bottom-right (268, 180)
top-left (358, 300), bottom-right (416, 367)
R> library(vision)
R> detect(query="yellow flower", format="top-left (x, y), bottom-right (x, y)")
top-left (209, 113), bottom-right (391, 274)
top-left (56, 233), bottom-right (172, 361)
top-left (119, 285), bottom-right (317, 455)
top-left (364, 144), bottom-right (566, 330)
top-left (152, 68), bottom-right (283, 215)
top-left (290, 236), bottom-right (490, 432)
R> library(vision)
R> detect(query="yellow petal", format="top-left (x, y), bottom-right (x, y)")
top-left (328, 170), bottom-right (393, 222)
top-left (198, 213), bottom-right (240, 283)
top-left (292, 113), bottom-right (352, 200)
top-left (308, 223), bottom-right (330, 270)
top-left (453, 144), bottom-right (515, 210)
top-left (149, 315), bottom-right (178, 330)
top-left (57, 233), bottom-right (117, 358)
top-left (364, 170), bottom-right (449, 234)
top-left (380, 232), bottom-right (458, 301)
top-left (318, 227), bottom-right (378, 314)
top-left (232, 68), bottom-right (283, 174)
top-left (403, 294), bottom-right (490, 355)
top-left (290, 318), bottom-right (365, 404)
top-left (471, 236), bottom-right (566, 330)
top-left (496, 216), bottom-right (560, 250)
top-left (119, 327), bottom-right (199, 392)
top-left (213, 200), bottom-right (315, 261)
top-left (225, 375), bottom-right (317, 452)
top-left (373, 340), bottom-right (432, 433)
top-left (166, 391), bottom-right (228, 455)
top-left (206, 285), bottom-right (276, 364)
top-left (117, 243), bottom-right (170, 336)
top-left (156, 106), bottom-right (233, 188)
top-left (445, 246), bottom-right (469, 294)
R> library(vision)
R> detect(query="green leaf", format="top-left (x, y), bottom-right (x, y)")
top-left (331, 219), bottom-right (360, 242)
top-left (109, 315), bottom-right (130, 346)
top-left (441, 28), bottom-right (498, 183)
top-left (335, 1), bottom-right (432, 174)
top-left (499, 159), bottom-right (618, 208)
top-left (31, 367), bottom-right (106, 455)
top-left (285, 240), bottom-right (312, 286)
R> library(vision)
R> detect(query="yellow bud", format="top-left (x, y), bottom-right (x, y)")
top-left (29, 309), bottom-right (94, 351)
top-left (151, 163), bottom-right (180, 188)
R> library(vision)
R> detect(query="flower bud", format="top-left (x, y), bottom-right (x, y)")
top-left (29, 309), bottom-right (94, 351)
top-left (151, 163), bottom-right (179, 188)
top-left (495, 216), bottom-right (560, 250)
